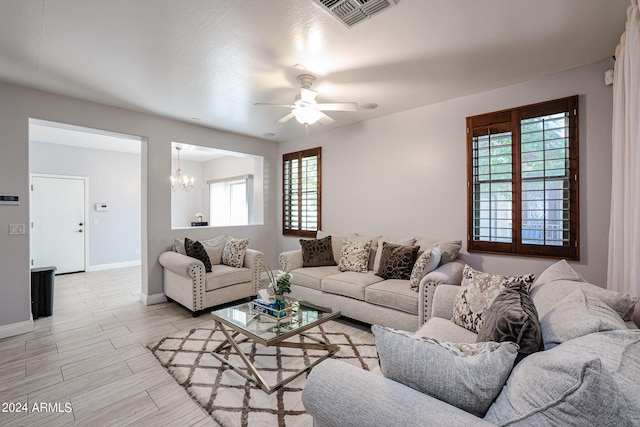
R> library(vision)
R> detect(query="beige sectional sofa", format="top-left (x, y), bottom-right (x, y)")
top-left (279, 232), bottom-right (464, 331)
top-left (302, 260), bottom-right (640, 426)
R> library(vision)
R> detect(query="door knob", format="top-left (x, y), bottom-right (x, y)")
top-left (79, 222), bottom-right (83, 226)
top-left (78, 229), bottom-right (83, 233)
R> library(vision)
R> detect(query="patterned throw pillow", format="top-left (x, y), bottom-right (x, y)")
top-left (222, 237), bottom-right (249, 268)
top-left (372, 325), bottom-right (518, 417)
top-left (409, 245), bottom-right (441, 291)
top-left (299, 236), bottom-right (337, 267)
top-left (452, 265), bottom-right (535, 334)
top-left (338, 240), bottom-right (372, 273)
top-left (184, 237), bottom-right (212, 272)
top-left (376, 242), bottom-right (419, 280)
top-left (477, 282), bottom-right (544, 364)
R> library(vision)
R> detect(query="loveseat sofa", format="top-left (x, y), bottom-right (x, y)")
top-left (279, 232), bottom-right (464, 331)
top-left (302, 260), bottom-right (640, 426)
top-left (159, 235), bottom-right (264, 315)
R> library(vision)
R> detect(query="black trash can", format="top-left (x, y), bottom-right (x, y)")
top-left (31, 266), bottom-right (56, 319)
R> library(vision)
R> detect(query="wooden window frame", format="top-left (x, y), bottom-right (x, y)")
top-left (466, 96), bottom-right (579, 260)
top-left (282, 147), bottom-right (321, 237)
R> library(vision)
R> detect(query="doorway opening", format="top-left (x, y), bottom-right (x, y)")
top-left (28, 119), bottom-right (143, 290)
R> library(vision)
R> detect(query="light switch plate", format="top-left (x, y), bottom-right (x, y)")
top-left (9, 224), bottom-right (25, 235)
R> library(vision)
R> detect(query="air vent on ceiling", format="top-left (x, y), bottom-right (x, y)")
top-left (311, 0), bottom-right (397, 28)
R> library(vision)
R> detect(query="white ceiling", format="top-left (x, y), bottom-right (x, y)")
top-left (1, 0), bottom-right (629, 142)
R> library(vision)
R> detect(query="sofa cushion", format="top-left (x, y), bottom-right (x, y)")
top-left (414, 237), bottom-right (462, 265)
top-left (415, 317), bottom-right (478, 343)
top-left (540, 288), bottom-right (628, 349)
top-left (530, 260), bottom-right (638, 320)
top-left (373, 237), bottom-right (416, 272)
top-left (185, 238), bottom-right (212, 273)
top-left (338, 240), bottom-right (372, 273)
top-left (409, 245), bottom-right (441, 291)
top-left (322, 272), bottom-right (384, 300)
top-left (200, 235), bottom-right (228, 265)
top-left (376, 243), bottom-right (419, 280)
top-left (299, 236), bottom-right (336, 267)
top-left (452, 265), bottom-right (535, 334)
top-left (222, 237), bottom-right (249, 268)
top-left (372, 326), bottom-right (518, 418)
top-left (291, 266), bottom-right (339, 291)
top-left (477, 282), bottom-right (543, 364)
top-left (365, 279), bottom-right (418, 315)
top-left (205, 265), bottom-right (252, 291)
top-left (485, 329), bottom-right (640, 426)
top-left (173, 238), bottom-right (187, 255)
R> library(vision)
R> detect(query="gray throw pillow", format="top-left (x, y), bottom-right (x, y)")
top-left (485, 329), bottom-right (640, 425)
top-left (184, 237), bottom-right (212, 272)
top-left (376, 243), bottom-right (419, 280)
top-left (477, 282), bottom-right (543, 364)
top-left (372, 325), bottom-right (518, 418)
top-left (299, 236), bottom-right (337, 267)
top-left (539, 288), bottom-right (628, 349)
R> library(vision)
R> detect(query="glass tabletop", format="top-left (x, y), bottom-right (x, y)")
top-left (211, 298), bottom-right (340, 346)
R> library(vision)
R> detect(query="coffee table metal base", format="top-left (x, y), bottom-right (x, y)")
top-left (211, 320), bottom-right (339, 394)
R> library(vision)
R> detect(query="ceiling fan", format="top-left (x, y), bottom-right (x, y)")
top-left (255, 74), bottom-right (358, 133)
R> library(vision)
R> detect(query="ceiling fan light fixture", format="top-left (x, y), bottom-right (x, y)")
top-left (293, 106), bottom-right (322, 125)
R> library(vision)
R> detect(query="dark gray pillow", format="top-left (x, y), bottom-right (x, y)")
top-left (376, 243), bottom-right (419, 280)
top-left (185, 237), bottom-right (212, 272)
top-left (477, 282), bottom-right (543, 364)
top-left (300, 236), bottom-right (337, 267)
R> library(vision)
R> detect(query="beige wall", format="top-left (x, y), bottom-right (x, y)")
top-left (0, 81), bottom-right (278, 336)
top-left (278, 59), bottom-right (615, 285)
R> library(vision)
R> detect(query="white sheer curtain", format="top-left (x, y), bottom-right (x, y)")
top-left (608, 0), bottom-right (640, 325)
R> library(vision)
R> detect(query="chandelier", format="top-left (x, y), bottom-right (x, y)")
top-left (171, 146), bottom-right (194, 192)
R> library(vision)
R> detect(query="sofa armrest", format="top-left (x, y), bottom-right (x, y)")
top-left (279, 249), bottom-right (303, 271)
top-left (302, 359), bottom-right (493, 427)
top-left (243, 248), bottom-right (264, 293)
top-left (158, 251), bottom-right (204, 279)
top-left (419, 259), bottom-right (465, 323)
top-left (431, 284), bottom-right (462, 320)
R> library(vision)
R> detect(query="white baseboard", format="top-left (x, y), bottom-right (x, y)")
top-left (87, 260), bottom-right (141, 272)
top-left (140, 292), bottom-right (167, 306)
top-left (0, 319), bottom-right (34, 339)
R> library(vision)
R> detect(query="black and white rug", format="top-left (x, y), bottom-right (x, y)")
top-left (148, 321), bottom-right (378, 427)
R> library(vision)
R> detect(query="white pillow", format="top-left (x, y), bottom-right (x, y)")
top-left (338, 240), bottom-right (372, 273)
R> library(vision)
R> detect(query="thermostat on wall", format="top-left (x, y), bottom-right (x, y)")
top-left (0, 195), bottom-right (19, 205)
top-left (95, 203), bottom-right (108, 211)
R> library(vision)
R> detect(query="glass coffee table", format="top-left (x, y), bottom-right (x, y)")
top-left (210, 298), bottom-right (341, 394)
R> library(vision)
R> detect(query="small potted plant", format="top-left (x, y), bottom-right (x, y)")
top-left (263, 264), bottom-right (291, 315)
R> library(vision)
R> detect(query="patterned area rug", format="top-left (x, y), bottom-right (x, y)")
top-left (148, 320), bottom-right (377, 427)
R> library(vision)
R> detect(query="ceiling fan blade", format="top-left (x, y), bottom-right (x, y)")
top-left (276, 112), bottom-right (296, 123)
top-left (254, 102), bottom-right (294, 108)
top-left (300, 88), bottom-right (317, 103)
top-left (317, 112), bottom-right (335, 125)
top-left (315, 102), bottom-right (358, 111)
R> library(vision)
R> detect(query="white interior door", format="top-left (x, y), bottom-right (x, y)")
top-left (31, 175), bottom-right (87, 274)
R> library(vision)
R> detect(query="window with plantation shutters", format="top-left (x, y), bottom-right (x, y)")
top-left (283, 147), bottom-right (321, 237)
top-left (467, 96), bottom-right (579, 259)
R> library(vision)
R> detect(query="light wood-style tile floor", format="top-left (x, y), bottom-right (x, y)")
top-left (0, 267), bottom-right (220, 427)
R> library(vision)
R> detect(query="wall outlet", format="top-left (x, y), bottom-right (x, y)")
top-left (9, 224), bottom-right (25, 235)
